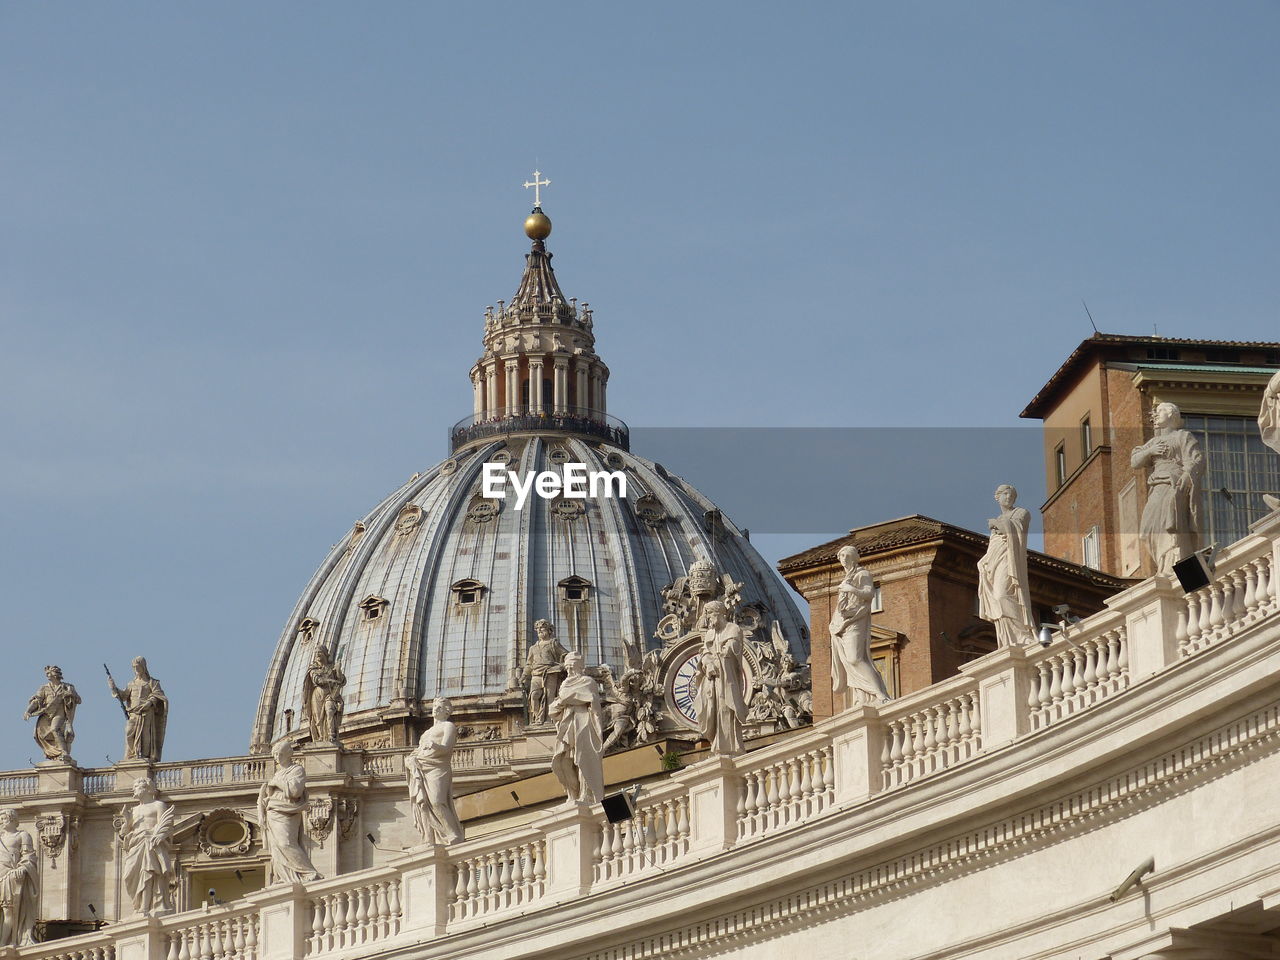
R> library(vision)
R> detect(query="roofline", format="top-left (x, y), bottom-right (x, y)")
top-left (1020, 332), bottom-right (1280, 420)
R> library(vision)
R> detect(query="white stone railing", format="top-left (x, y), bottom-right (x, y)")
top-left (1178, 534), bottom-right (1278, 657)
top-left (736, 740), bottom-right (834, 840)
top-left (361, 741), bottom-right (513, 779)
top-left (152, 758), bottom-right (268, 791)
top-left (16, 517), bottom-right (1280, 960)
top-left (0, 773), bottom-right (39, 798)
top-left (305, 871), bottom-right (401, 955)
top-left (595, 786), bottom-right (691, 883)
top-left (879, 679), bottom-right (981, 790)
top-left (1027, 616), bottom-right (1129, 731)
top-left (448, 832), bottom-right (547, 922)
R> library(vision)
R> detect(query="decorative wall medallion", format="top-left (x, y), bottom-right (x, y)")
top-left (635, 494), bottom-right (666, 526)
top-left (605, 452), bottom-right (625, 470)
top-left (37, 813), bottom-right (77, 866)
top-left (550, 497), bottom-right (585, 521)
top-left (306, 799), bottom-right (335, 844)
top-left (197, 809), bottom-right (253, 858)
top-left (466, 495), bottom-right (501, 523)
top-left (440, 459), bottom-right (458, 476)
top-left (547, 448), bottom-right (570, 465)
top-left (395, 503), bottom-right (423, 535)
top-left (488, 450), bottom-right (512, 466)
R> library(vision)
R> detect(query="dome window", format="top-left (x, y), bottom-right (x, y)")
top-left (395, 504), bottom-right (423, 536)
top-left (451, 579), bottom-right (486, 607)
top-left (359, 595), bottom-right (389, 622)
top-left (635, 494), bottom-right (666, 527)
top-left (297, 617), bottom-right (320, 644)
top-left (558, 576), bottom-right (592, 604)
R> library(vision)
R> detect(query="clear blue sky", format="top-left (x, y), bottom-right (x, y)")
top-left (2, 2), bottom-right (1278, 770)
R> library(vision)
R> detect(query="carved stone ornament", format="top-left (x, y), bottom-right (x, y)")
top-left (547, 448), bottom-right (571, 465)
top-left (196, 809), bottom-right (253, 858)
top-left (605, 452), bottom-right (625, 471)
top-left (550, 497), bottom-right (585, 521)
top-left (395, 503), bottom-right (423, 536)
top-left (440, 458), bottom-right (459, 476)
top-left (489, 450), bottom-right (512, 466)
top-left (344, 521), bottom-right (366, 558)
top-left (466, 495), bottom-right (501, 524)
top-left (306, 798), bottom-right (335, 845)
top-left (635, 494), bottom-right (667, 527)
top-left (336, 797), bottom-right (359, 841)
top-left (297, 617), bottom-right (320, 645)
top-left (37, 812), bottom-right (78, 867)
top-left (654, 558), bottom-right (749, 644)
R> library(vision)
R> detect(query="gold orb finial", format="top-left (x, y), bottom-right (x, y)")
top-left (524, 209), bottom-right (552, 240)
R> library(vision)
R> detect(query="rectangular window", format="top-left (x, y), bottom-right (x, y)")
top-left (1118, 479), bottom-right (1141, 575)
top-left (1183, 413), bottom-right (1280, 548)
top-left (871, 585), bottom-right (883, 614)
top-left (1081, 526), bottom-right (1101, 570)
top-left (1080, 415), bottom-right (1093, 459)
top-left (1054, 443), bottom-right (1067, 488)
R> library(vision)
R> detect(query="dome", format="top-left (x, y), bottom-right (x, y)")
top-left (250, 193), bottom-right (810, 751)
top-left (251, 435), bottom-right (808, 749)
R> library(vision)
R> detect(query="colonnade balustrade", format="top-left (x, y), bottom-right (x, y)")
top-left (11, 515), bottom-right (1280, 960)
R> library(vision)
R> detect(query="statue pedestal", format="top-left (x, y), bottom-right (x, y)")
top-left (34, 761), bottom-right (80, 794)
top-left (113, 760), bottom-right (154, 795)
top-left (520, 727), bottom-right (557, 759)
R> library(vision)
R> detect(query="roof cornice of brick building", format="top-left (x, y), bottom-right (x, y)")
top-left (1020, 332), bottom-right (1280, 420)
top-left (777, 513), bottom-right (1129, 590)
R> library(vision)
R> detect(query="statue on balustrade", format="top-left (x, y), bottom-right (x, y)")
top-left (23, 665), bottom-right (81, 763)
top-left (1258, 369), bottom-right (1280, 510)
top-left (1131, 402), bottom-right (1204, 574)
top-left (0, 809), bottom-right (37, 946)
top-left (549, 653), bottom-right (605, 805)
top-left (302, 646), bottom-right (345, 744)
top-left (694, 600), bottom-right (750, 756)
top-left (405, 698), bottom-right (464, 845)
top-left (977, 485), bottom-right (1038, 649)
top-left (119, 777), bottom-right (176, 917)
top-left (523, 619), bottom-right (568, 726)
top-left (107, 656), bottom-right (169, 762)
top-left (257, 741), bottom-right (323, 884)
top-left (828, 546), bottom-right (892, 706)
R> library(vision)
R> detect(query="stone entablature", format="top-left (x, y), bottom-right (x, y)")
top-left (12, 512), bottom-right (1280, 959)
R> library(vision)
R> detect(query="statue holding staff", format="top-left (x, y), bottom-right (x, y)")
top-left (106, 657), bottom-right (169, 763)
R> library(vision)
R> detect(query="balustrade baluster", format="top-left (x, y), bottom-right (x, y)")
top-left (244, 919), bottom-right (258, 960)
top-left (166, 935), bottom-right (181, 960)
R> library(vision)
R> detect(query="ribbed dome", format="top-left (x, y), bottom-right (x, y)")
top-left (250, 434), bottom-right (809, 750)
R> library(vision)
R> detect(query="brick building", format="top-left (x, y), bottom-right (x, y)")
top-left (778, 515), bottom-right (1124, 719)
top-left (1021, 333), bottom-right (1280, 577)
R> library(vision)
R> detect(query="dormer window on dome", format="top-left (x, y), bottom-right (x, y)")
top-left (297, 618), bottom-right (320, 644)
top-left (359, 595), bottom-right (388, 622)
top-left (558, 576), bottom-right (592, 604)
top-left (451, 579), bottom-right (486, 607)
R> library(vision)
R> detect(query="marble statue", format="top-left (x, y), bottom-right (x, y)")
top-left (523, 619), bottom-right (568, 725)
top-left (404, 698), bottom-right (464, 845)
top-left (257, 741), bottom-right (323, 884)
top-left (302, 647), bottom-right (345, 743)
top-left (549, 653), bottom-right (605, 805)
top-left (23, 665), bottom-right (81, 762)
top-left (977, 485), bottom-right (1037, 648)
top-left (107, 657), bottom-right (169, 762)
top-left (694, 600), bottom-right (750, 756)
top-left (1131, 402), bottom-right (1204, 574)
top-left (1258, 369), bottom-right (1280, 510)
top-left (595, 637), bottom-right (661, 752)
top-left (827, 546), bottom-right (891, 706)
top-left (119, 777), bottom-right (176, 917)
top-left (0, 809), bottom-right (37, 947)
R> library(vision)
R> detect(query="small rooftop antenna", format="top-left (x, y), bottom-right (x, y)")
top-left (1081, 299), bottom-right (1098, 334)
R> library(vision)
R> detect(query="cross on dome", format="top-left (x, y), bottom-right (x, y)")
top-left (522, 169), bottom-right (550, 208)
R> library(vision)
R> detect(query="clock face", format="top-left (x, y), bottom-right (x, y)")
top-left (669, 652), bottom-right (702, 726)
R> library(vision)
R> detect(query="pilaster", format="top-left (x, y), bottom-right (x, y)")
top-left (825, 703), bottom-right (884, 804)
top-left (959, 644), bottom-right (1033, 749)
top-left (1104, 575), bottom-right (1184, 680)
top-left (675, 754), bottom-right (740, 855)
top-left (400, 844), bottom-right (452, 936)
top-left (540, 801), bottom-right (597, 898)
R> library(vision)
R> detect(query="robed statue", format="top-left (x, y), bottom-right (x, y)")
top-left (257, 741), bottom-right (323, 884)
top-left (549, 653), bottom-right (605, 805)
top-left (24, 665), bottom-right (81, 762)
top-left (404, 698), bottom-right (464, 845)
top-left (119, 777), bottom-right (176, 917)
top-left (302, 647), bottom-right (345, 743)
top-left (977, 485), bottom-right (1037, 648)
top-left (828, 545), bottom-right (892, 704)
top-left (694, 600), bottom-right (750, 756)
top-left (1131, 402), bottom-right (1204, 574)
top-left (523, 619), bottom-right (568, 725)
top-left (1259, 369), bottom-right (1280, 511)
top-left (107, 657), bottom-right (169, 762)
top-left (0, 809), bottom-right (36, 946)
